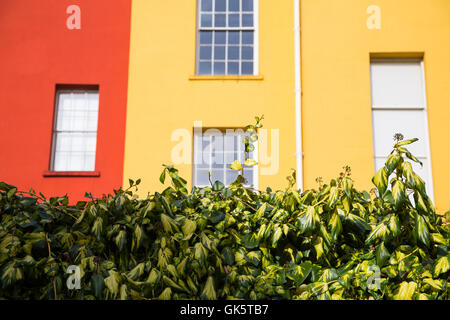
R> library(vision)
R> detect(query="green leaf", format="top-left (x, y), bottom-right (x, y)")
top-left (328, 187), bottom-right (339, 208)
top-left (297, 206), bottom-right (319, 234)
top-left (366, 223), bottom-right (389, 244)
top-left (104, 270), bottom-right (120, 298)
top-left (392, 179), bottom-right (406, 210)
top-left (375, 242), bottom-right (390, 267)
top-left (329, 212), bottom-right (342, 241)
top-left (158, 287), bottom-right (172, 300)
top-left (159, 169), bottom-right (166, 184)
top-left (229, 160), bottom-right (243, 171)
top-left (201, 276), bottom-right (216, 300)
top-left (212, 180), bottom-right (225, 191)
top-left (372, 167), bottom-right (388, 196)
top-left (394, 281), bottom-right (417, 300)
top-left (182, 219), bottom-right (197, 240)
top-left (313, 237), bottom-right (324, 260)
top-left (385, 154), bottom-right (402, 175)
top-left (161, 214), bottom-right (180, 234)
top-left (433, 256), bottom-right (449, 277)
top-left (244, 159), bottom-right (258, 167)
top-left (414, 214), bottom-right (430, 247)
top-left (254, 203), bottom-right (267, 221)
top-left (395, 138), bottom-right (419, 147)
top-left (222, 247), bottom-right (235, 265)
top-left (115, 230), bottom-right (127, 252)
top-left (91, 274), bottom-right (104, 299)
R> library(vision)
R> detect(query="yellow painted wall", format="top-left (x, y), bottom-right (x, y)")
top-left (124, 1), bottom-right (297, 194)
top-left (301, 0), bottom-right (450, 212)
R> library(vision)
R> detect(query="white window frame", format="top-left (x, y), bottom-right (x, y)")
top-left (193, 129), bottom-right (259, 188)
top-left (50, 88), bottom-right (99, 172)
top-left (196, 0), bottom-right (259, 75)
top-left (370, 58), bottom-right (434, 201)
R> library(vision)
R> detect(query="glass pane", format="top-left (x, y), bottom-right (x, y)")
top-left (228, 62), bottom-right (239, 74)
top-left (201, 14), bottom-right (213, 27)
top-left (242, 13), bottom-right (253, 27)
top-left (228, 46), bottom-right (239, 60)
top-left (210, 169), bottom-right (224, 184)
top-left (241, 46), bottom-right (253, 60)
top-left (195, 170), bottom-right (211, 186)
top-left (370, 61), bottom-right (424, 108)
top-left (199, 46), bottom-right (212, 60)
top-left (372, 109), bottom-right (428, 157)
top-left (214, 62), bottom-right (225, 74)
top-left (225, 169), bottom-right (240, 185)
top-left (200, 31), bottom-right (213, 44)
top-left (242, 31), bottom-right (253, 44)
top-left (214, 45), bottom-right (226, 60)
top-left (214, 31), bottom-right (226, 44)
top-left (228, 14), bottom-right (240, 27)
top-left (244, 168), bottom-right (254, 185)
top-left (241, 61), bottom-right (253, 74)
top-left (228, 31), bottom-right (239, 44)
top-left (199, 61), bottom-right (212, 74)
top-left (215, 0), bottom-right (226, 12)
top-left (201, 0), bottom-right (212, 11)
top-left (215, 14), bottom-right (226, 27)
top-left (229, 0), bottom-right (239, 11)
top-left (242, 0), bottom-right (253, 11)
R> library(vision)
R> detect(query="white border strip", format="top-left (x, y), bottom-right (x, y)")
top-left (294, 0), bottom-right (303, 191)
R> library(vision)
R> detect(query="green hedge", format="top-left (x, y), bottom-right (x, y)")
top-left (0, 138), bottom-right (448, 300)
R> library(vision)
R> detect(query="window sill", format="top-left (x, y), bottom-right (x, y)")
top-left (189, 75), bottom-right (264, 81)
top-left (43, 171), bottom-right (101, 177)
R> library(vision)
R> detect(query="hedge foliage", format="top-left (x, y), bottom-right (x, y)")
top-left (0, 133), bottom-right (449, 300)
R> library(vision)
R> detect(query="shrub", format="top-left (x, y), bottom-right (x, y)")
top-left (0, 120), bottom-right (448, 300)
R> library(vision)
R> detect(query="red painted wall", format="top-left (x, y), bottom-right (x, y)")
top-left (0, 0), bottom-right (131, 201)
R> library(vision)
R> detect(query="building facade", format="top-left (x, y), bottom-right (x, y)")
top-left (1, 0), bottom-right (449, 212)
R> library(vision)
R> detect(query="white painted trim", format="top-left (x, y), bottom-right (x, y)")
top-left (420, 60), bottom-right (435, 203)
top-left (253, 0), bottom-right (259, 75)
top-left (294, 0), bottom-right (303, 191)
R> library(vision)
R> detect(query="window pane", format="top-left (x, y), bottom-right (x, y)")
top-left (241, 46), bottom-right (253, 60)
top-left (370, 61), bottom-right (424, 108)
top-left (372, 109), bottom-right (428, 157)
top-left (228, 46), bottom-right (239, 60)
top-left (210, 169), bottom-right (224, 183)
top-left (229, 0), bottom-right (239, 11)
top-left (241, 61), bottom-right (253, 74)
top-left (200, 31), bottom-right (213, 44)
top-left (196, 170), bottom-right (211, 186)
top-left (228, 14), bottom-right (240, 27)
top-left (215, 0), bottom-right (226, 12)
top-left (199, 46), bottom-right (212, 60)
top-left (242, 0), bottom-right (253, 11)
top-left (199, 61), bottom-right (212, 74)
top-left (228, 62), bottom-right (239, 74)
top-left (201, 14), bottom-right (213, 27)
top-left (228, 31), bottom-right (240, 44)
top-left (201, 0), bottom-right (212, 11)
top-left (242, 13), bottom-right (253, 27)
top-left (214, 62), bottom-right (226, 74)
top-left (215, 14), bottom-right (226, 27)
top-left (242, 31), bottom-right (253, 44)
top-left (214, 31), bottom-right (226, 44)
top-left (214, 45), bottom-right (226, 60)
top-left (244, 168), bottom-right (254, 186)
top-left (225, 169), bottom-right (239, 185)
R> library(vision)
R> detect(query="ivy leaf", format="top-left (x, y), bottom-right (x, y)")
top-left (433, 256), bottom-right (449, 277)
top-left (372, 167), bottom-right (388, 196)
top-left (201, 276), bottom-right (217, 300)
top-left (394, 281), bottom-right (417, 300)
top-left (229, 160), bottom-right (243, 171)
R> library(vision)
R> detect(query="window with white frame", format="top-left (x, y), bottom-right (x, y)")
top-left (51, 88), bottom-right (99, 172)
top-left (370, 59), bottom-right (433, 197)
top-left (196, 0), bottom-right (258, 75)
top-left (193, 129), bottom-right (258, 187)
